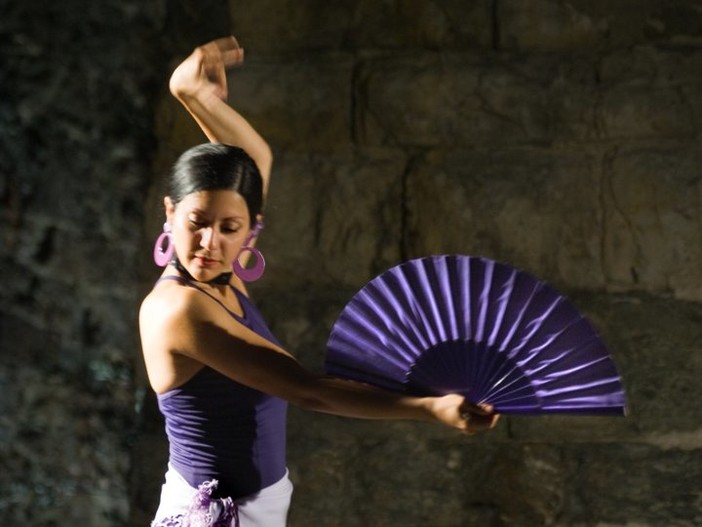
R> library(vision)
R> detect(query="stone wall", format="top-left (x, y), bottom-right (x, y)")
top-left (1, 1), bottom-right (701, 526)
top-left (0, 0), bottom-right (228, 524)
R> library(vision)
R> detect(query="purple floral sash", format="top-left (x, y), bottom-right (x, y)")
top-left (151, 480), bottom-right (238, 527)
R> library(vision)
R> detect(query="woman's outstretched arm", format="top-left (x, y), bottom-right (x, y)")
top-left (169, 36), bottom-right (272, 201)
top-left (140, 289), bottom-right (500, 436)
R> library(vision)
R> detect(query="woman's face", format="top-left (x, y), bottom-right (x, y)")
top-left (165, 189), bottom-right (251, 282)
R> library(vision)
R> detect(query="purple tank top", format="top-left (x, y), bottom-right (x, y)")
top-left (155, 276), bottom-right (288, 499)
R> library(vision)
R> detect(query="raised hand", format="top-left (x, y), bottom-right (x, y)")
top-left (165, 36), bottom-right (272, 190)
top-left (169, 36), bottom-right (244, 103)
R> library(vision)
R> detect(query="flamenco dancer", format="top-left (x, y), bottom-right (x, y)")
top-left (140, 36), bottom-right (499, 527)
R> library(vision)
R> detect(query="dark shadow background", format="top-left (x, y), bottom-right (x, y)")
top-left (1, 1), bottom-right (701, 526)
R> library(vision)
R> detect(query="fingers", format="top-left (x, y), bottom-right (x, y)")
top-left (460, 400), bottom-right (494, 416)
top-left (194, 37), bottom-right (243, 75)
top-left (187, 36), bottom-right (243, 101)
top-left (210, 36), bottom-right (244, 68)
top-left (432, 394), bottom-right (499, 436)
top-left (460, 401), bottom-right (500, 434)
top-left (213, 35), bottom-right (240, 52)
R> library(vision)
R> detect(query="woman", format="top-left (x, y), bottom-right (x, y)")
top-left (140, 36), bottom-right (499, 527)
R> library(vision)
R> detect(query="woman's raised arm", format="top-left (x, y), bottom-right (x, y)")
top-left (169, 36), bottom-right (272, 201)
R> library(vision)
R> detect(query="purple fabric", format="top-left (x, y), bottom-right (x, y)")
top-left (156, 277), bottom-right (288, 499)
top-left (326, 255), bottom-right (627, 416)
top-left (151, 479), bottom-right (239, 527)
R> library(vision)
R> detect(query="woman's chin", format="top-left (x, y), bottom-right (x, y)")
top-left (189, 261), bottom-right (229, 281)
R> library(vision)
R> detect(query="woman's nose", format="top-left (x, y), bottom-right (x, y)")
top-left (200, 227), bottom-right (217, 249)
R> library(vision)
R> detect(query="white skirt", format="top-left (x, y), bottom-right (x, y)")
top-left (152, 464), bottom-right (293, 527)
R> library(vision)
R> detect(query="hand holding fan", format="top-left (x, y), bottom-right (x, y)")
top-left (325, 255), bottom-right (627, 415)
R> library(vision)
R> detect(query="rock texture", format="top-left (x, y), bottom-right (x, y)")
top-left (1, 1), bottom-right (701, 526)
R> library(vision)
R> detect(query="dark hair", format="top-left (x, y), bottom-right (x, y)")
top-left (167, 143), bottom-right (263, 226)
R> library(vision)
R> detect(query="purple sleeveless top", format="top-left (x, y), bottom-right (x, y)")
top-left (155, 276), bottom-right (288, 499)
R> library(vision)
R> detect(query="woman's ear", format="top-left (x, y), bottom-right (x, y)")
top-left (164, 196), bottom-right (176, 223)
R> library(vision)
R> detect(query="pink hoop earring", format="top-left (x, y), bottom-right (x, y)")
top-left (232, 221), bottom-right (265, 282)
top-left (153, 223), bottom-right (174, 267)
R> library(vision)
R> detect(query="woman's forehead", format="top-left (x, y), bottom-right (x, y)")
top-left (178, 190), bottom-right (249, 215)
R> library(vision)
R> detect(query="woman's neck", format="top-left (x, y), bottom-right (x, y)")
top-left (171, 257), bottom-right (233, 286)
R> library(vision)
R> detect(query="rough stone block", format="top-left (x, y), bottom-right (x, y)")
top-left (601, 145), bottom-right (702, 301)
top-left (227, 55), bottom-right (355, 151)
top-left (261, 149), bottom-right (407, 288)
top-left (230, 0), bottom-right (493, 52)
top-left (404, 147), bottom-right (605, 291)
top-left (497, 0), bottom-right (702, 51)
top-left (355, 52), bottom-right (606, 147)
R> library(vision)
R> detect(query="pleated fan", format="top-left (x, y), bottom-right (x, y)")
top-left (325, 255), bottom-right (627, 415)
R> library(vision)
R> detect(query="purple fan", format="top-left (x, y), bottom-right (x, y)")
top-left (326, 255), bottom-right (627, 415)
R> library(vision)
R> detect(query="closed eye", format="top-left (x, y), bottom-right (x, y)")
top-left (221, 225), bottom-right (242, 234)
top-left (189, 220), bottom-right (207, 229)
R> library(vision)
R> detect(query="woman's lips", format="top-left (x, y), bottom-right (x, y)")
top-left (194, 256), bottom-right (220, 268)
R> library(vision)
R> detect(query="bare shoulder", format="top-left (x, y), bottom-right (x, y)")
top-left (139, 278), bottom-right (308, 397)
top-left (139, 280), bottom-right (214, 393)
top-left (148, 276), bottom-right (242, 318)
top-left (140, 280), bottom-right (198, 326)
